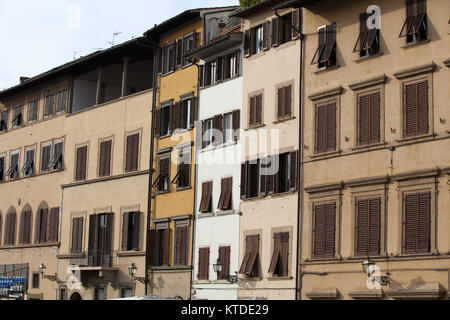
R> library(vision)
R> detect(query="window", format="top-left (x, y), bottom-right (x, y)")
top-left (244, 23), bottom-right (269, 58)
top-left (160, 41), bottom-right (175, 75)
top-left (56, 89), bottom-right (67, 113)
top-left (182, 32), bottom-right (196, 67)
top-left (403, 192), bottom-right (431, 254)
top-left (28, 99), bottom-right (38, 123)
top-left (202, 119), bottom-right (213, 148)
top-left (312, 203), bottom-right (336, 259)
top-left (149, 226), bottom-right (171, 266)
top-left (49, 140), bottom-right (64, 171)
top-left (44, 93), bottom-right (55, 118)
top-left (279, 12), bottom-right (293, 45)
top-left (125, 134), bottom-right (139, 172)
top-left (218, 177), bottom-right (232, 211)
top-left (271, 10), bottom-right (300, 47)
top-left (88, 213), bottom-right (113, 267)
top-left (12, 105), bottom-right (23, 128)
top-left (154, 155), bottom-right (170, 193)
top-left (121, 212), bottom-right (140, 251)
top-left (19, 210), bottom-right (32, 245)
top-left (248, 94), bottom-right (262, 127)
top-left (241, 160), bottom-right (260, 199)
top-left (75, 145), bottom-right (87, 181)
top-left (239, 235), bottom-right (259, 277)
top-left (71, 217), bottom-right (84, 253)
top-left (174, 221), bottom-right (189, 266)
top-left (0, 154), bottom-right (5, 182)
top-left (99, 140), bottom-right (112, 177)
top-left (60, 288), bottom-right (67, 300)
top-left (399, 0), bottom-right (427, 44)
top-left (403, 80), bottom-right (429, 138)
top-left (94, 287), bottom-right (105, 300)
top-left (277, 85), bottom-right (292, 119)
top-left (355, 198), bottom-right (381, 256)
top-left (32, 273), bottom-right (40, 289)
top-left (0, 110), bottom-right (8, 132)
top-left (41, 142), bottom-right (52, 173)
top-left (6, 150), bottom-right (20, 180)
top-left (203, 61), bottom-right (216, 87)
top-left (172, 147), bottom-right (190, 190)
top-left (199, 181), bottom-right (213, 213)
top-left (172, 97), bottom-right (194, 132)
top-left (156, 104), bottom-right (171, 137)
top-left (358, 91), bottom-right (381, 145)
top-left (197, 248), bottom-right (210, 280)
top-left (315, 102), bottom-right (337, 154)
top-left (180, 99), bottom-right (191, 130)
top-left (259, 152), bottom-right (298, 196)
top-left (35, 207), bottom-right (48, 244)
top-left (353, 12), bottom-right (380, 58)
top-left (252, 25), bottom-right (264, 55)
top-left (120, 288), bottom-right (133, 298)
top-left (218, 246), bottom-right (230, 280)
top-left (21, 148), bottom-right (35, 177)
top-left (268, 232), bottom-right (289, 277)
top-left (4, 211), bottom-right (16, 246)
top-left (311, 23), bottom-right (337, 69)
top-left (48, 207), bottom-right (59, 243)
top-left (223, 113), bottom-right (233, 143)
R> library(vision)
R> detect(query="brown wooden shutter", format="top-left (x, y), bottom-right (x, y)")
top-left (321, 23), bottom-right (336, 63)
top-left (218, 246), bottom-right (230, 279)
top-left (271, 17), bottom-right (279, 47)
top-left (88, 214), bottom-right (97, 264)
top-left (268, 233), bottom-right (281, 273)
top-left (311, 26), bottom-right (326, 64)
top-left (174, 227), bottom-right (182, 264)
top-left (256, 94), bottom-right (262, 124)
top-left (223, 178), bottom-right (232, 210)
top-left (121, 213), bottom-right (129, 251)
top-left (249, 96), bottom-right (255, 125)
top-left (239, 236), bottom-right (252, 274)
top-left (126, 134), bottom-right (139, 172)
top-left (173, 102), bottom-right (180, 131)
top-left (218, 179), bottom-right (226, 210)
top-left (404, 83), bottom-right (416, 137)
top-left (315, 105), bottom-right (327, 153)
top-left (240, 162), bottom-right (248, 199)
top-left (280, 232), bottom-right (289, 276)
top-left (313, 204), bottom-right (325, 257)
top-left (289, 151), bottom-right (298, 192)
top-left (356, 199), bottom-right (369, 256)
top-left (400, 0), bottom-right (416, 37)
top-left (404, 192), bottom-right (431, 254)
top-left (259, 159), bottom-right (267, 197)
top-left (417, 192), bottom-right (431, 253)
top-left (416, 80), bottom-right (429, 135)
top-left (369, 92), bottom-right (381, 144)
top-left (285, 85), bottom-right (291, 117)
top-left (368, 198), bottom-right (381, 255)
top-left (131, 212), bottom-right (140, 251)
top-left (354, 12), bottom-right (369, 52)
top-left (49, 207), bottom-right (59, 242)
top-left (189, 97), bottom-right (196, 128)
top-left (245, 235), bottom-right (259, 274)
top-left (99, 140), bottom-right (112, 177)
top-left (262, 21), bottom-right (269, 50)
top-left (39, 208), bottom-right (48, 244)
top-left (176, 39), bottom-right (183, 67)
top-left (232, 110), bottom-right (240, 142)
top-left (324, 203), bottom-right (336, 257)
top-left (326, 103), bottom-right (336, 151)
top-left (358, 94), bottom-right (370, 145)
top-left (199, 182), bottom-right (208, 212)
top-left (163, 228), bottom-right (171, 266)
top-left (244, 30), bottom-right (251, 57)
top-left (277, 87), bottom-right (285, 119)
top-left (180, 226), bottom-right (188, 265)
top-left (72, 217), bottom-right (83, 253)
top-left (266, 156), bottom-right (275, 195)
top-left (213, 115), bottom-right (223, 145)
top-left (148, 229), bottom-right (157, 266)
top-left (154, 108), bottom-right (161, 138)
top-left (292, 9), bottom-right (300, 40)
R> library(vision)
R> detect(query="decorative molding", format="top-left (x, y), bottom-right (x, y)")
top-left (180, 91), bottom-right (195, 100)
top-left (152, 217), bottom-right (170, 223)
top-left (171, 214), bottom-right (193, 221)
top-left (62, 170), bottom-right (150, 189)
top-left (308, 86), bottom-right (343, 101)
top-left (349, 74), bottom-right (387, 91)
top-left (393, 61), bottom-right (436, 79)
top-left (349, 289), bottom-right (384, 300)
top-left (392, 168), bottom-right (440, 181)
top-left (116, 251), bottom-right (146, 257)
top-left (56, 253), bottom-right (86, 260)
top-left (305, 181), bottom-right (345, 194)
top-left (156, 147), bottom-right (173, 155)
top-left (306, 288), bottom-right (339, 300)
top-left (384, 283), bottom-right (446, 300)
top-left (347, 175), bottom-right (390, 188)
top-left (159, 98), bottom-right (173, 107)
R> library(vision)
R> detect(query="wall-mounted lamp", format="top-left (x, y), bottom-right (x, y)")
top-left (39, 263), bottom-right (59, 282)
top-left (128, 263), bottom-right (146, 285)
top-left (213, 259), bottom-right (238, 284)
top-left (362, 258), bottom-right (390, 286)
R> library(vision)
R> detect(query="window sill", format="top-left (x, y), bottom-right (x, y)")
top-left (313, 64), bottom-right (340, 75)
top-left (197, 212), bottom-right (214, 218)
top-left (351, 142), bottom-right (386, 151)
top-left (354, 52), bottom-right (383, 63)
top-left (156, 190), bottom-right (170, 195)
top-left (265, 190), bottom-right (297, 199)
top-left (116, 251), bottom-right (145, 257)
top-left (305, 257), bottom-right (342, 263)
top-left (267, 276), bottom-right (293, 281)
top-left (172, 127), bottom-right (193, 135)
top-left (247, 51), bottom-right (266, 61)
top-left (276, 40), bottom-right (297, 51)
top-left (243, 277), bottom-right (262, 282)
top-left (0, 242), bottom-right (60, 251)
top-left (241, 195), bottom-right (265, 202)
top-left (176, 186), bottom-right (191, 192)
top-left (245, 124), bottom-right (265, 131)
top-left (212, 280), bottom-right (236, 285)
top-left (158, 133), bottom-right (172, 140)
top-left (216, 209), bottom-right (240, 216)
top-left (0, 168), bottom-right (64, 185)
top-left (393, 252), bottom-right (437, 258)
top-left (308, 150), bottom-right (341, 159)
top-left (401, 38), bottom-right (430, 49)
top-left (273, 116), bottom-right (296, 124)
top-left (395, 133), bottom-right (435, 144)
top-left (160, 70), bottom-right (175, 77)
top-left (150, 265), bottom-right (192, 271)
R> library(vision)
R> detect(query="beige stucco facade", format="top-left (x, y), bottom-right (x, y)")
top-left (299, 0), bottom-right (450, 300)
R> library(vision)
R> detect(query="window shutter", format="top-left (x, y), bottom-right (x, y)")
top-left (285, 85), bottom-right (291, 117)
top-left (326, 103), bottom-right (336, 151)
top-left (219, 246), bottom-right (230, 279)
top-left (280, 232), bottom-right (289, 276)
top-left (292, 9), bottom-right (300, 40)
top-left (39, 208), bottom-right (48, 244)
top-left (163, 228), bottom-right (171, 266)
top-left (157, 48), bottom-right (163, 74)
top-left (271, 17), bottom-right (279, 47)
top-left (416, 81), bottom-right (429, 135)
top-left (239, 236), bottom-right (252, 274)
top-left (404, 83), bottom-right (417, 137)
top-left (174, 227), bottom-right (182, 264)
top-left (200, 182), bottom-right (208, 212)
top-left (213, 115), bottom-right (223, 145)
top-left (88, 214), bottom-right (97, 264)
top-left (358, 95), bottom-right (370, 145)
top-left (49, 207), bottom-right (59, 242)
top-left (189, 97), bottom-right (196, 128)
top-left (154, 108), bottom-right (161, 138)
top-left (277, 87), bottom-right (285, 118)
top-left (126, 134), bottom-right (139, 172)
top-left (148, 229), bottom-right (157, 266)
top-left (173, 102), bottom-right (180, 131)
top-left (249, 96), bottom-right (255, 125)
top-left (368, 198), bottom-right (381, 255)
top-left (320, 23), bottom-right (336, 64)
top-left (259, 159), bottom-right (267, 197)
top-left (244, 30), bottom-right (251, 57)
top-left (315, 105), bottom-right (327, 153)
top-left (268, 233), bottom-right (281, 273)
top-left (256, 94), bottom-right (262, 124)
top-left (262, 21), bottom-right (269, 50)
top-left (131, 212), bottom-right (140, 250)
top-left (232, 110), bottom-right (240, 142)
top-left (72, 218), bottom-right (82, 253)
top-left (354, 13), bottom-right (369, 52)
top-left (76, 146), bottom-right (87, 181)
top-left (403, 194), bottom-right (417, 253)
top-left (176, 39), bottom-right (183, 67)
top-left (206, 181), bottom-right (213, 212)
top-left (369, 92), bottom-right (381, 144)
top-left (417, 192), bottom-right (431, 253)
top-left (289, 151), bottom-right (298, 192)
top-left (311, 27), bottom-right (326, 64)
top-left (218, 179), bottom-right (226, 210)
top-left (246, 235), bottom-right (259, 274)
top-left (313, 204), bottom-right (325, 257)
top-left (324, 203), bottom-right (336, 257)
top-left (240, 162), bottom-right (248, 199)
top-left (122, 213), bottom-right (129, 251)
top-left (356, 200), bottom-right (369, 256)
top-left (266, 156), bottom-right (274, 195)
top-left (199, 65), bottom-right (204, 88)
top-left (223, 178), bottom-right (232, 210)
top-left (180, 226), bottom-right (188, 265)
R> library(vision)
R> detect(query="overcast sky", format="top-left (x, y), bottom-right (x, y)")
top-left (0, 0), bottom-right (239, 90)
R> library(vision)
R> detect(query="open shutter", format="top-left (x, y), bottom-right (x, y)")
top-left (311, 27), bottom-right (326, 64)
top-left (218, 179), bottom-right (226, 210)
top-left (289, 151), bottom-right (298, 192)
top-left (244, 30), bottom-right (251, 57)
top-left (354, 12), bottom-right (369, 52)
top-left (320, 23), bottom-right (336, 63)
top-left (245, 235), bottom-right (259, 274)
top-left (219, 246), bottom-right (230, 279)
top-left (157, 48), bottom-right (163, 74)
top-left (262, 21), bottom-right (270, 50)
top-left (213, 114), bottom-right (223, 145)
top-left (154, 108), bottom-right (161, 138)
top-left (88, 214), bottom-right (97, 265)
top-left (292, 9), bottom-right (300, 40)
top-left (271, 17), bottom-right (279, 47)
top-left (189, 97), bottom-right (196, 128)
top-left (240, 162), bottom-right (248, 199)
top-left (232, 110), bottom-right (240, 142)
top-left (172, 102), bottom-right (180, 131)
top-left (280, 232), bottom-right (289, 276)
top-left (199, 182), bottom-right (208, 212)
top-left (239, 236), bottom-right (252, 274)
top-left (259, 159), bottom-right (267, 197)
top-left (223, 178), bottom-right (232, 210)
top-left (176, 38), bottom-right (183, 67)
top-left (122, 213), bottom-right (129, 251)
top-left (268, 233), bottom-right (281, 273)
top-left (249, 96), bottom-right (256, 125)
top-left (163, 228), bottom-right (171, 266)
top-left (400, 0), bottom-right (416, 37)
top-left (266, 156), bottom-right (275, 195)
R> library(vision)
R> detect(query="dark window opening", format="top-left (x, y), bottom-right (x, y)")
top-left (160, 105), bottom-right (171, 137)
top-left (56, 89), bottom-right (67, 113)
top-left (248, 160), bottom-right (260, 198)
top-left (0, 156), bottom-right (5, 181)
top-left (154, 156), bottom-right (170, 193)
top-left (44, 93), bottom-right (55, 118)
top-left (12, 105), bottom-right (23, 128)
top-left (49, 141), bottom-right (64, 171)
top-left (21, 149), bottom-right (35, 177)
top-left (28, 99), bottom-right (38, 123)
top-left (0, 110), bottom-right (8, 132)
top-left (122, 212), bottom-right (140, 251)
top-left (354, 13), bottom-right (380, 58)
top-left (6, 153), bottom-right (19, 180)
top-left (311, 23), bottom-right (337, 69)
top-left (32, 273), bottom-right (39, 289)
top-left (399, 0), bottom-right (428, 44)
top-left (280, 12), bottom-right (293, 45)
top-left (41, 144), bottom-right (52, 173)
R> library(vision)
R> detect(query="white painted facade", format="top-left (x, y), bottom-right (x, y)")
top-left (193, 45), bottom-right (243, 300)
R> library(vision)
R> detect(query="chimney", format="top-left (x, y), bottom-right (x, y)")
top-left (20, 77), bottom-right (30, 84)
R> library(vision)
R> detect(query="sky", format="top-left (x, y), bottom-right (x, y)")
top-left (0, 0), bottom-right (239, 90)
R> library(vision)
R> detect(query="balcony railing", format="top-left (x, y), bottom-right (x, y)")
top-left (70, 250), bottom-right (115, 268)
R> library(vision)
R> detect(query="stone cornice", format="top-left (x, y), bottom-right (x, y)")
top-left (305, 181), bottom-right (345, 194)
top-left (308, 86), bottom-right (343, 101)
top-left (349, 74), bottom-right (387, 91)
top-left (393, 61), bottom-right (436, 79)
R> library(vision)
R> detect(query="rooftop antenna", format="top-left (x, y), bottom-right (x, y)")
top-left (107, 31), bottom-right (122, 47)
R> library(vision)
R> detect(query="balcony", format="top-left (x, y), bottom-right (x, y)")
top-left (70, 250), bottom-right (118, 272)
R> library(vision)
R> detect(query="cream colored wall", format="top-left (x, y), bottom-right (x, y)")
top-left (300, 0), bottom-right (450, 300)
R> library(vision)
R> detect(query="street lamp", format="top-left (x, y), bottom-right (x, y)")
top-left (39, 264), bottom-right (47, 277)
top-left (212, 259), bottom-right (238, 284)
top-left (361, 257), bottom-right (390, 286)
top-left (128, 263), bottom-right (146, 285)
top-left (362, 258), bottom-right (375, 276)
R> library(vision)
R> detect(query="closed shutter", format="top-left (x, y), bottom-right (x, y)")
top-left (102, 213), bottom-right (113, 266)
top-left (268, 233), bottom-right (281, 273)
top-left (416, 81), bottom-right (429, 135)
top-left (285, 85), bottom-right (291, 117)
top-left (232, 110), bottom-right (240, 142)
top-left (131, 212), bottom-right (140, 251)
top-left (39, 208), bottom-right (48, 244)
top-left (72, 218), bottom-right (82, 253)
top-left (277, 87), bottom-right (285, 118)
top-left (326, 103), bottom-right (336, 151)
top-left (176, 38), bottom-right (183, 67)
top-left (180, 226), bottom-right (188, 265)
top-left (88, 214), bottom-right (97, 265)
top-left (358, 94), bottom-right (370, 145)
top-left (76, 146), bottom-right (87, 181)
top-left (163, 228), bottom-right (171, 266)
top-left (219, 246), bottom-right (230, 279)
top-left (404, 81), bottom-right (428, 138)
top-left (271, 17), bottom-right (279, 47)
top-left (154, 108), bottom-right (161, 138)
top-left (289, 151), bottom-right (298, 191)
top-left (262, 21), bottom-right (270, 50)
top-left (99, 140), bottom-right (112, 177)
top-left (198, 248), bottom-right (210, 280)
top-left (189, 97), bottom-right (196, 128)
top-left (244, 30), bottom-right (251, 57)
top-left (223, 178), bottom-right (232, 210)
top-left (417, 192), bottom-right (431, 252)
top-left (324, 203), bottom-right (336, 257)
top-left (315, 105), bottom-right (327, 153)
top-left (369, 92), bottom-right (381, 144)
top-left (148, 229), bottom-right (157, 266)
top-left (356, 200), bottom-right (369, 256)
top-left (249, 96), bottom-right (256, 125)
top-left (404, 192), bottom-right (430, 254)
top-left (240, 162), bottom-right (247, 199)
top-left (213, 115), bottom-right (223, 145)
top-left (172, 102), bottom-right (180, 131)
top-left (313, 203), bottom-right (335, 258)
top-left (256, 94), bottom-right (262, 125)
top-left (25, 211), bottom-right (32, 244)
top-left (121, 213), bottom-right (129, 251)
top-left (368, 198), bottom-right (381, 255)
top-left (126, 134), bottom-right (139, 172)
top-left (49, 207), bottom-right (59, 242)
top-left (10, 213), bottom-right (16, 245)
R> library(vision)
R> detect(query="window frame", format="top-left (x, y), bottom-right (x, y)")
top-left (27, 97), bottom-right (39, 123)
top-left (7, 149), bottom-right (20, 180)
top-left (275, 80), bottom-right (295, 122)
top-left (247, 90), bottom-right (264, 128)
top-left (173, 145), bottom-right (191, 191)
top-left (40, 140), bottom-right (53, 174)
top-left (124, 130), bottom-right (141, 173)
top-left (173, 219), bottom-right (190, 266)
top-left (155, 152), bottom-right (171, 194)
top-left (74, 142), bottom-right (89, 182)
top-left (44, 91), bottom-right (56, 118)
top-left (50, 138), bottom-right (65, 172)
top-left (98, 137), bottom-right (113, 178)
top-left (313, 98), bottom-right (339, 156)
top-left (22, 145), bottom-right (36, 177)
top-left (56, 88), bottom-right (68, 114)
top-left (12, 104), bottom-right (24, 128)
top-left (268, 227), bottom-right (293, 279)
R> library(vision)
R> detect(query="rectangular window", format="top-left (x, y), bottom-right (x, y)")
top-left (280, 12), bottom-right (293, 45)
top-left (125, 134), bottom-right (139, 172)
top-left (120, 288), bottom-right (133, 298)
top-left (0, 110), bottom-right (8, 132)
top-left (277, 85), bottom-right (292, 119)
top-left (198, 248), bottom-right (210, 280)
top-left (218, 177), bottom-right (233, 211)
top-left (403, 192), bottom-right (431, 254)
top-left (94, 287), bottom-right (105, 300)
top-left (354, 12), bottom-right (380, 57)
top-left (311, 23), bottom-right (337, 69)
top-left (21, 148), bottom-right (35, 177)
top-left (358, 92), bottom-right (381, 146)
top-left (315, 102), bottom-right (336, 154)
top-left (403, 80), bottom-right (429, 138)
top-left (174, 223), bottom-right (189, 266)
top-left (199, 181), bottom-right (213, 213)
top-left (41, 142), bottom-right (52, 173)
top-left (239, 235), bottom-right (259, 277)
top-left (172, 147), bottom-right (190, 190)
top-left (0, 155), bottom-right (5, 181)
top-left (202, 119), bottom-right (213, 149)
top-left (182, 32), bottom-right (196, 67)
top-left (71, 217), bottom-right (83, 253)
top-left (162, 42), bottom-right (175, 74)
top-left (268, 232), bottom-right (289, 276)
top-left (75, 146), bottom-right (87, 181)
top-left (312, 203), bottom-right (336, 258)
top-left (218, 246), bottom-right (230, 280)
top-left (56, 89), bottom-right (67, 113)
top-left (99, 140), bottom-right (112, 177)
top-left (49, 140), bottom-right (64, 171)
top-left (44, 93), bottom-right (55, 118)
top-left (399, 0), bottom-right (427, 44)
top-left (28, 99), bottom-right (38, 123)
top-left (179, 99), bottom-right (192, 130)
top-left (32, 273), bottom-right (40, 289)
top-left (6, 150), bottom-right (20, 180)
top-left (241, 160), bottom-right (260, 199)
top-left (355, 198), bottom-right (381, 256)
top-left (88, 213), bottom-right (113, 267)
top-left (149, 227), bottom-right (171, 266)
top-left (249, 94), bottom-right (262, 126)
top-left (252, 25), bottom-right (264, 55)
top-left (12, 105), bottom-right (23, 128)
top-left (160, 105), bottom-right (171, 137)
top-left (121, 212), bottom-right (140, 251)
top-left (155, 155), bottom-right (170, 193)
top-left (223, 113), bottom-right (233, 143)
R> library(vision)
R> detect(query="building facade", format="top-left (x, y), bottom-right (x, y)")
top-left (298, 0), bottom-right (450, 300)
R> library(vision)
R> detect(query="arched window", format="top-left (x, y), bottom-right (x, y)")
top-left (35, 202), bottom-right (49, 244)
top-left (19, 205), bottom-right (32, 245)
top-left (4, 207), bottom-right (17, 246)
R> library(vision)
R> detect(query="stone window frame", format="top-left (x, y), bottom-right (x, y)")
top-left (246, 89), bottom-right (265, 129)
top-left (241, 229), bottom-right (263, 281)
top-left (70, 211), bottom-right (87, 254)
top-left (348, 176), bottom-right (389, 259)
top-left (274, 79), bottom-right (295, 123)
top-left (23, 144), bottom-right (37, 177)
top-left (97, 135), bottom-right (115, 178)
top-left (123, 128), bottom-right (142, 173)
top-left (119, 205), bottom-right (142, 253)
top-left (305, 182), bottom-right (344, 261)
top-left (74, 141), bottom-right (89, 181)
top-left (393, 171), bottom-right (438, 257)
top-left (267, 226), bottom-right (294, 280)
